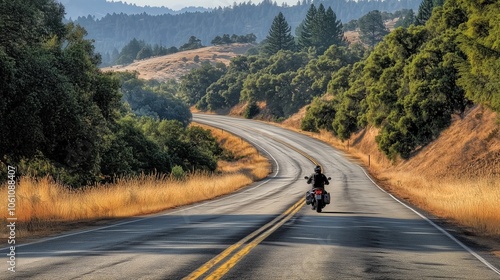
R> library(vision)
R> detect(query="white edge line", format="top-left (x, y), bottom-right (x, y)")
top-left (358, 165), bottom-right (500, 276)
top-left (195, 116), bottom-right (500, 275)
top-left (1, 131), bottom-right (280, 251)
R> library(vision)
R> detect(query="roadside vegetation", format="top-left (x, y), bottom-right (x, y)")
top-left (177, 0), bottom-right (500, 240)
top-left (0, 124), bottom-right (270, 239)
top-left (379, 173), bottom-right (500, 236)
top-left (1, 0), bottom-right (498, 248)
top-left (282, 105), bottom-right (500, 238)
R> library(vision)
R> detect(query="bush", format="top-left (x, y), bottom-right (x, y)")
top-left (171, 165), bottom-right (186, 180)
top-left (17, 156), bottom-right (85, 187)
top-left (301, 98), bottom-right (336, 132)
top-left (244, 101), bottom-right (259, 119)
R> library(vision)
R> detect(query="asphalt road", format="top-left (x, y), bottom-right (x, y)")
top-left (1, 114), bottom-right (499, 279)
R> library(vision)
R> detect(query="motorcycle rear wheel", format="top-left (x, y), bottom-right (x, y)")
top-left (316, 200), bottom-right (322, 213)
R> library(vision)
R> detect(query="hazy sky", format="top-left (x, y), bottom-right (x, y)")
top-left (113, 0), bottom-right (300, 10)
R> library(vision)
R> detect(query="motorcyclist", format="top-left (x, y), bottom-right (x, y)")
top-left (307, 165), bottom-right (330, 189)
top-left (306, 165), bottom-right (330, 208)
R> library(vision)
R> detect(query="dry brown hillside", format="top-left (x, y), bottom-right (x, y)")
top-left (283, 105), bottom-right (500, 256)
top-left (102, 19), bottom-right (398, 81)
top-left (347, 106), bottom-right (500, 179)
top-left (102, 43), bottom-right (255, 81)
top-left (104, 33), bottom-right (499, 255)
top-left (284, 105), bottom-right (499, 180)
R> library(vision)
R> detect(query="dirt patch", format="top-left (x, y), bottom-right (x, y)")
top-left (282, 106), bottom-right (307, 128)
top-left (344, 31), bottom-right (361, 44)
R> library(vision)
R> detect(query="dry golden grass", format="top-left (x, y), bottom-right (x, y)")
top-left (102, 43), bottom-right (254, 81)
top-left (0, 123), bottom-right (270, 239)
top-left (279, 105), bottom-right (500, 238)
top-left (193, 123), bottom-right (270, 179)
top-left (376, 172), bottom-right (500, 236)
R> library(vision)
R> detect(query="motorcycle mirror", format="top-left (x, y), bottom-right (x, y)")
top-left (304, 176), bottom-right (309, 179)
top-left (328, 177), bottom-right (331, 180)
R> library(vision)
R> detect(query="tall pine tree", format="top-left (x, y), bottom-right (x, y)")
top-left (311, 4), bottom-right (328, 52)
top-left (415, 0), bottom-right (444, 26)
top-left (297, 4), bottom-right (317, 50)
top-left (297, 4), bottom-right (346, 55)
top-left (324, 7), bottom-right (347, 50)
top-left (264, 12), bottom-right (295, 55)
top-left (358, 10), bottom-right (389, 48)
top-left (395, 9), bottom-right (416, 28)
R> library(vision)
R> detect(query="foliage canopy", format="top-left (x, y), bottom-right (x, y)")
top-left (0, 0), bottom-right (227, 186)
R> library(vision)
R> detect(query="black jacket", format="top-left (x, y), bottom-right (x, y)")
top-left (307, 173), bottom-right (330, 188)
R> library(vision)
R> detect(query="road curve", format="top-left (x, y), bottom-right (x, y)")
top-left (1, 114), bottom-right (499, 279)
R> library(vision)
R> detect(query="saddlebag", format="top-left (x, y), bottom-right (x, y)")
top-left (324, 192), bottom-right (330, 204)
top-left (305, 191), bottom-right (312, 205)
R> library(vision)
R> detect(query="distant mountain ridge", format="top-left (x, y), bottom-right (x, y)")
top-left (58, 0), bottom-right (210, 19)
top-left (67, 0), bottom-right (421, 60)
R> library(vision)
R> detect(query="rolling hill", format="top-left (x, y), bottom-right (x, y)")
top-left (101, 43), bottom-right (255, 81)
top-left (104, 41), bottom-right (499, 183)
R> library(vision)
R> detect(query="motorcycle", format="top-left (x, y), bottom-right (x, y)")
top-left (304, 176), bottom-right (331, 213)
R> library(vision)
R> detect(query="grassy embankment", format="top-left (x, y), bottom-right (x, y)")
top-left (282, 105), bottom-right (500, 239)
top-left (0, 123), bottom-right (270, 239)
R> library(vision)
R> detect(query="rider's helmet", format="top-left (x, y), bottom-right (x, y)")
top-left (314, 165), bottom-right (321, 174)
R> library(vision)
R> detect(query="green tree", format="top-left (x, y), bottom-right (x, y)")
top-left (314, 46), bottom-right (360, 94)
top-left (374, 29), bottom-right (469, 159)
top-left (179, 36), bottom-right (203, 51)
top-left (119, 73), bottom-right (192, 126)
top-left (0, 0), bottom-right (66, 54)
top-left (244, 101), bottom-right (260, 119)
top-left (455, 0), bottom-right (500, 113)
top-left (211, 35), bottom-right (223, 45)
top-left (117, 38), bottom-right (144, 64)
top-left (395, 9), bottom-right (416, 28)
top-left (358, 10), bottom-right (389, 48)
top-left (196, 55), bottom-right (254, 111)
top-left (415, 0), bottom-right (444, 26)
top-left (301, 98), bottom-right (337, 132)
top-left (331, 62), bottom-right (367, 141)
top-left (0, 0), bottom-right (123, 186)
top-left (136, 45), bottom-right (153, 60)
top-left (140, 119), bottom-right (221, 172)
top-left (222, 34), bottom-right (232, 44)
top-left (101, 115), bottom-right (171, 179)
top-left (297, 4), bottom-right (346, 54)
top-left (264, 12), bottom-right (295, 54)
top-left (323, 7), bottom-right (347, 50)
top-left (240, 51), bottom-right (310, 118)
top-left (297, 4), bottom-right (317, 50)
top-left (178, 62), bottom-right (227, 105)
top-left (363, 27), bottom-right (430, 127)
top-left (415, 0), bottom-right (435, 26)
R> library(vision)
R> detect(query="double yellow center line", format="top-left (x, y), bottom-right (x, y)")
top-left (183, 198), bottom-right (305, 280)
top-left (186, 120), bottom-right (319, 279)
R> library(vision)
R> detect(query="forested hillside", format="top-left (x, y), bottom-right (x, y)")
top-left (179, 0), bottom-right (499, 161)
top-left (58, 0), bottom-right (209, 19)
top-left (0, 0), bottom-right (229, 187)
top-left (2, 0), bottom-right (498, 187)
top-left (72, 0), bottom-right (421, 62)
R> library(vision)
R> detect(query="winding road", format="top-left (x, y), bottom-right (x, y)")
top-left (2, 114), bottom-right (499, 279)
